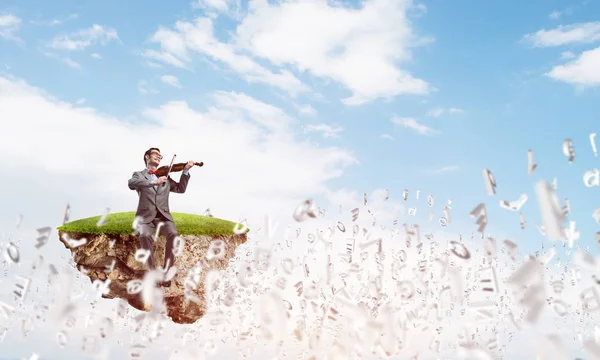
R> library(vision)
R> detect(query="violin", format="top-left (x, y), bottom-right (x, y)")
top-left (154, 162), bottom-right (204, 177)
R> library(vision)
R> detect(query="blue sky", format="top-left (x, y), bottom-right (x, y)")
top-left (1, 0), bottom-right (600, 358)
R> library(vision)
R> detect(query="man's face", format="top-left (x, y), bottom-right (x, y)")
top-left (148, 150), bottom-right (163, 165)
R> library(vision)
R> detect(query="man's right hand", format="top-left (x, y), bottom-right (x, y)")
top-left (154, 176), bottom-right (168, 185)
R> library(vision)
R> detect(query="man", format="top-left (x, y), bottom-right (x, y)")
top-left (127, 147), bottom-right (194, 287)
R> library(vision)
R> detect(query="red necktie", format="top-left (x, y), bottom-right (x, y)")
top-left (149, 169), bottom-right (157, 175)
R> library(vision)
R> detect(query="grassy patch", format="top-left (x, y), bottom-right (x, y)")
top-left (56, 212), bottom-right (249, 235)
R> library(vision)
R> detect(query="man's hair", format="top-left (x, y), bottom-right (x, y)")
top-left (144, 147), bottom-right (160, 166)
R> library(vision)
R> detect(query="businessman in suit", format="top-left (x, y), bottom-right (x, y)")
top-left (128, 147), bottom-right (193, 287)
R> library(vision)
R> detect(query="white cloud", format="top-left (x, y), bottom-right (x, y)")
top-left (0, 14), bottom-right (20, 27)
top-left (548, 4), bottom-right (578, 21)
top-left (30, 19), bottom-right (62, 26)
top-left (192, 0), bottom-right (246, 22)
top-left (192, 0), bottom-right (230, 12)
top-left (549, 10), bottom-right (562, 20)
top-left (138, 80), bottom-right (159, 94)
top-left (523, 22), bottom-right (600, 47)
top-left (144, 61), bottom-right (162, 68)
top-left (380, 133), bottom-right (394, 140)
top-left (560, 51), bottom-right (576, 59)
top-left (160, 74), bottom-right (182, 88)
top-left (143, 18), bottom-right (309, 96)
top-left (303, 123), bottom-right (343, 138)
top-left (91, 53), bottom-right (102, 59)
top-left (63, 57), bottom-right (82, 69)
top-left (426, 107), bottom-right (463, 117)
top-left (146, 0), bottom-right (432, 105)
top-left (0, 75), bottom-right (356, 230)
top-left (545, 46), bottom-right (600, 86)
top-left (31, 13), bottom-right (79, 27)
top-left (50, 24), bottom-right (119, 50)
top-left (41, 51), bottom-right (82, 69)
top-left (295, 103), bottom-right (317, 116)
top-left (233, 0), bottom-right (432, 105)
top-left (0, 13), bottom-right (22, 43)
top-left (429, 165), bottom-right (460, 173)
top-left (426, 107), bottom-right (444, 117)
top-left (392, 116), bottom-right (437, 136)
top-left (142, 49), bottom-right (189, 68)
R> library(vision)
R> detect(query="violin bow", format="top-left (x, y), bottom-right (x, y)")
top-left (164, 154), bottom-right (177, 185)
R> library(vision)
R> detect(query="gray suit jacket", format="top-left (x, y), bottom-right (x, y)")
top-left (128, 169), bottom-right (191, 224)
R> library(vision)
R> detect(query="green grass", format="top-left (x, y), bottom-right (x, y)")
top-left (56, 211), bottom-right (249, 235)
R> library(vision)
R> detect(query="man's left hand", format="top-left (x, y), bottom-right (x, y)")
top-left (184, 160), bottom-right (194, 170)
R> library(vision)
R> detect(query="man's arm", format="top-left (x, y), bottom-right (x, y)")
top-left (128, 172), bottom-right (155, 190)
top-left (169, 170), bottom-right (190, 193)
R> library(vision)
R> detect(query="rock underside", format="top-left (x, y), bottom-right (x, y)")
top-left (57, 230), bottom-right (247, 324)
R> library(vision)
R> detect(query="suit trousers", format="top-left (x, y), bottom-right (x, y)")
top-left (138, 213), bottom-right (179, 271)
